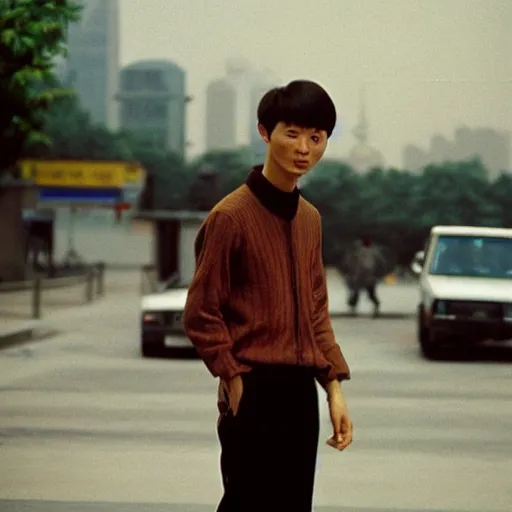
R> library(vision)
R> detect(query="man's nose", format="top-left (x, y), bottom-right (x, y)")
top-left (296, 137), bottom-right (310, 154)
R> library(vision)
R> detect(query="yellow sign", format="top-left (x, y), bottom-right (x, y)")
top-left (123, 163), bottom-right (145, 186)
top-left (19, 160), bottom-right (145, 188)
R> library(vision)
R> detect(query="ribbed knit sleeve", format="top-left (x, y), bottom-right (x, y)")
top-left (311, 216), bottom-right (351, 385)
top-left (183, 211), bottom-right (251, 380)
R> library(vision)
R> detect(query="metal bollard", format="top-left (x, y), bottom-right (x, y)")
top-left (85, 267), bottom-right (94, 303)
top-left (96, 262), bottom-right (105, 296)
top-left (32, 277), bottom-right (42, 319)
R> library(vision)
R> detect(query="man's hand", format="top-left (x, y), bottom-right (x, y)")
top-left (221, 374), bottom-right (244, 416)
top-left (326, 380), bottom-right (353, 451)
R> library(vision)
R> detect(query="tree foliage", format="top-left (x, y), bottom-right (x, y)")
top-left (0, 0), bottom-right (82, 175)
top-left (187, 148), bottom-right (252, 199)
top-left (126, 135), bottom-right (191, 211)
top-left (15, 60), bottom-right (511, 271)
top-left (27, 91), bottom-right (132, 161)
top-left (301, 157), bottom-right (511, 267)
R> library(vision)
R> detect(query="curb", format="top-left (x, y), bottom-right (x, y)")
top-left (0, 274), bottom-right (87, 293)
top-left (0, 326), bottom-right (59, 351)
top-left (329, 311), bottom-right (415, 319)
top-left (0, 325), bottom-right (36, 350)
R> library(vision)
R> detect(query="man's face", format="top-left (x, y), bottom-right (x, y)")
top-left (259, 122), bottom-right (328, 177)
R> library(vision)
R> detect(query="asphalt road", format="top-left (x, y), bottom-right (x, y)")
top-left (0, 283), bottom-right (511, 512)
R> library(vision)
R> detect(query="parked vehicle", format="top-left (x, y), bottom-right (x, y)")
top-left (140, 284), bottom-right (196, 357)
top-left (411, 225), bottom-right (512, 359)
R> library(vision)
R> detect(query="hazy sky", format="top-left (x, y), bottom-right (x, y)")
top-left (119, 0), bottom-right (512, 167)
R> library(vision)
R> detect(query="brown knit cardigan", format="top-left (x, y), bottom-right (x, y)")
top-left (183, 166), bottom-right (350, 386)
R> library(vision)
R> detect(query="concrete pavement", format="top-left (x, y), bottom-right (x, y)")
top-left (0, 501), bottom-right (486, 512)
top-left (0, 269), bottom-right (140, 346)
top-left (0, 267), bottom-right (419, 349)
top-left (325, 267), bottom-right (418, 317)
top-left (0, 280), bottom-right (511, 511)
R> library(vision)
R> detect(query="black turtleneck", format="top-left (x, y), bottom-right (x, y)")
top-left (245, 165), bottom-right (300, 221)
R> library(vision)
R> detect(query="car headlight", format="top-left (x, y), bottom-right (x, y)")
top-left (142, 311), bottom-right (164, 324)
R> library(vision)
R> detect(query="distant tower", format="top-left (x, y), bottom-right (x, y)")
top-left (352, 86), bottom-right (369, 144)
top-left (206, 59), bottom-right (278, 153)
top-left (205, 78), bottom-right (237, 151)
top-left (346, 86), bottom-right (385, 173)
top-left (63, 0), bottom-right (119, 130)
top-left (249, 73), bottom-right (278, 165)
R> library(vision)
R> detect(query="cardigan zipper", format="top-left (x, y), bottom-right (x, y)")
top-left (286, 221), bottom-right (301, 364)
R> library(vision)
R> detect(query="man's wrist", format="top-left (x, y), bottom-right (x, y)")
top-left (326, 379), bottom-right (343, 402)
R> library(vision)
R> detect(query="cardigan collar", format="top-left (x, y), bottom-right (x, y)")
top-left (245, 165), bottom-right (300, 221)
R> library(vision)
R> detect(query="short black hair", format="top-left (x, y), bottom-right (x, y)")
top-left (257, 80), bottom-right (337, 138)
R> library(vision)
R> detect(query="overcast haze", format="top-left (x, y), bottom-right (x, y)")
top-left (119, 0), bottom-right (512, 167)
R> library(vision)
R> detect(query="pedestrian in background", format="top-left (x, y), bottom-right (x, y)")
top-left (343, 236), bottom-right (387, 317)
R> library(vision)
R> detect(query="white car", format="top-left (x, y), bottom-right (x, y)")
top-left (412, 225), bottom-right (512, 359)
top-left (140, 286), bottom-right (196, 357)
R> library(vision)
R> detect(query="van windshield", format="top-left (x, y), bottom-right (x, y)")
top-left (429, 235), bottom-right (512, 279)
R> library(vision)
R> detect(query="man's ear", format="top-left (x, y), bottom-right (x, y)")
top-left (258, 123), bottom-right (270, 143)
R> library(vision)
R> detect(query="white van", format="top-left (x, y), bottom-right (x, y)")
top-left (412, 225), bottom-right (512, 359)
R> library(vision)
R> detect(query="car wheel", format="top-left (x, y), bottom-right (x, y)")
top-left (420, 330), bottom-right (443, 360)
top-left (141, 340), bottom-right (159, 358)
top-left (417, 304), bottom-right (428, 343)
top-left (418, 305), bottom-right (443, 360)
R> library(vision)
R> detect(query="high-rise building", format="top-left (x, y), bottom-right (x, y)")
top-left (248, 75), bottom-right (276, 165)
top-left (249, 88), bottom-right (267, 164)
top-left (205, 59), bottom-right (277, 156)
top-left (225, 58), bottom-right (252, 147)
top-left (117, 60), bottom-right (188, 156)
top-left (453, 127), bottom-right (510, 175)
top-left (205, 78), bottom-right (237, 151)
top-left (403, 144), bottom-right (428, 172)
top-left (402, 127), bottom-right (511, 175)
top-left (61, 0), bottom-right (119, 130)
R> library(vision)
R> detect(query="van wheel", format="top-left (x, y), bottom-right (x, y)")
top-left (420, 330), bottom-right (443, 360)
top-left (417, 304), bottom-right (427, 343)
top-left (418, 305), bottom-right (443, 360)
top-left (141, 340), bottom-right (159, 358)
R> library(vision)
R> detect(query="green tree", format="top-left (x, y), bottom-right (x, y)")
top-left (411, 158), bottom-right (499, 228)
top-left (188, 149), bottom-right (253, 198)
top-left (27, 92), bottom-right (132, 161)
top-left (301, 158), bottom-right (510, 270)
top-left (301, 160), bottom-right (362, 265)
top-left (0, 0), bottom-right (82, 176)
top-left (126, 134), bottom-right (191, 210)
top-left (488, 172), bottom-right (512, 228)
top-left (302, 160), bottom-right (359, 217)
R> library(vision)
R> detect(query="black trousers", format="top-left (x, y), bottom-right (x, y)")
top-left (348, 283), bottom-right (380, 308)
top-left (216, 365), bottom-right (320, 512)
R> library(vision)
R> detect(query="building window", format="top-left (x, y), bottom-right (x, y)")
top-left (144, 70), bottom-right (165, 91)
top-left (122, 99), bottom-right (168, 125)
top-left (122, 69), bottom-right (166, 92)
top-left (128, 128), bottom-right (167, 150)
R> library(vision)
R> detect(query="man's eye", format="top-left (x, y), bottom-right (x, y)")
top-left (311, 136), bottom-right (320, 143)
top-left (287, 133), bottom-right (298, 138)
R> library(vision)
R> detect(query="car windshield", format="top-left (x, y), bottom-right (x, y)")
top-left (429, 235), bottom-right (512, 279)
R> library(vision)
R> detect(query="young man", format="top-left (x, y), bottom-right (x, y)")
top-left (184, 79), bottom-right (353, 512)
